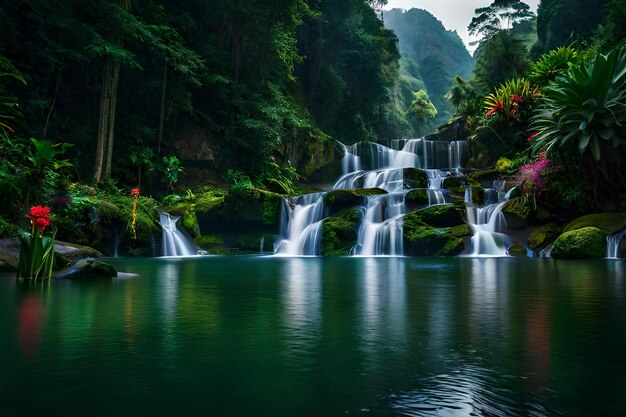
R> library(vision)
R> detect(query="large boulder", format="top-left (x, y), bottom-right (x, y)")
top-left (502, 197), bottom-right (532, 230)
top-left (0, 239), bottom-right (101, 273)
top-left (323, 188), bottom-right (386, 216)
top-left (55, 258), bottom-right (117, 279)
top-left (551, 227), bottom-right (608, 259)
top-left (528, 222), bottom-right (561, 250)
top-left (321, 208), bottom-right (362, 256)
top-left (403, 168), bottom-right (429, 189)
top-left (403, 217), bottom-right (470, 256)
top-left (408, 204), bottom-right (466, 228)
top-left (563, 213), bottom-right (626, 233)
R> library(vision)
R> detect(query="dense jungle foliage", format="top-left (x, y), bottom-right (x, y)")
top-left (1, 0), bottom-right (625, 246)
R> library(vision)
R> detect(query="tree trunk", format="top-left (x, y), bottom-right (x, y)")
top-left (43, 62), bottom-right (63, 139)
top-left (157, 60), bottom-right (168, 154)
top-left (94, 57), bottom-right (120, 182)
top-left (94, 0), bottom-right (129, 182)
top-left (104, 59), bottom-right (121, 179)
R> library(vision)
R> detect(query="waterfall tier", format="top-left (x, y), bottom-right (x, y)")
top-left (275, 138), bottom-right (473, 257)
top-left (607, 229), bottom-right (626, 259)
top-left (160, 212), bottom-right (197, 257)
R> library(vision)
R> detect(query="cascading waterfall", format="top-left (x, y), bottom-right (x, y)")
top-left (275, 137), bottom-right (467, 256)
top-left (274, 193), bottom-right (326, 256)
top-left (159, 212), bottom-right (197, 257)
top-left (465, 181), bottom-right (510, 256)
top-left (607, 229), bottom-right (626, 259)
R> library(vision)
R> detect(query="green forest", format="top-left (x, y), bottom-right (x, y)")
top-left (1, 0), bottom-right (626, 259)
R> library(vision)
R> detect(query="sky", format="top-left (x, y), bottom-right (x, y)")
top-left (382, 0), bottom-right (540, 53)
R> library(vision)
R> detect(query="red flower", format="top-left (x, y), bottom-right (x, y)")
top-left (26, 205), bottom-right (50, 220)
top-left (511, 95), bottom-right (524, 103)
top-left (25, 205), bottom-right (52, 234)
top-left (130, 187), bottom-right (141, 197)
top-left (527, 131), bottom-right (539, 142)
top-left (35, 217), bottom-right (50, 233)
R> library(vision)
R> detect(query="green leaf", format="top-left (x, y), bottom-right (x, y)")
top-left (590, 136), bottom-right (600, 161)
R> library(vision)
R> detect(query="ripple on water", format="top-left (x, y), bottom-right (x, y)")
top-left (368, 364), bottom-right (566, 417)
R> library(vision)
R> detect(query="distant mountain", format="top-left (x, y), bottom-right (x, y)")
top-left (383, 8), bottom-right (475, 125)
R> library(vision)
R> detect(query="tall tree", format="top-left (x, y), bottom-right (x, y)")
top-left (469, 0), bottom-right (535, 41)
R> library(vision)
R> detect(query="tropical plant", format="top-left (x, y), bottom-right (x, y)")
top-left (530, 47), bottom-right (626, 162)
top-left (160, 156), bottom-right (183, 192)
top-left (226, 168), bottom-right (254, 193)
top-left (17, 205), bottom-right (56, 279)
top-left (527, 46), bottom-right (587, 86)
top-left (0, 55), bottom-right (26, 134)
top-left (406, 90), bottom-right (437, 134)
top-left (484, 78), bottom-right (538, 121)
top-left (129, 147), bottom-right (155, 187)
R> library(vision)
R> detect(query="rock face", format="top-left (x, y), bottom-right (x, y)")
top-left (563, 213), bottom-right (626, 233)
top-left (321, 208), bottom-right (362, 256)
top-left (55, 258), bottom-right (117, 279)
top-left (0, 239), bottom-right (102, 273)
top-left (551, 227), bottom-right (608, 259)
top-left (403, 205), bottom-right (470, 256)
top-left (164, 189), bottom-right (283, 254)
top-left (528, 222), bottom-right (561, 250)
top-left (502, 197), bottom-right (532, 230)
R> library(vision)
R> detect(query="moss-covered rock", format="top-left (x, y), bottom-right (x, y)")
top-left (403, 213), bottom-right (470, 256)
top-left (563, 213), bottom-right (626, 233)
top-left (284, 129), bottom-right (341, 183)
top-left (405, 190), bottom-right (430, 206)
top-left (403, 168), bottom-right (429, 189)
top-left (324, 188), bottom-right (385, 216)
top-left (182, 210), bottom-right (200, 237)
top-left (507, 243), bottom-right (527, 257)
top-left (551, 227), bottom-right (608, 259)
top-left (321, 208), bottom-right (362, 256)
top-left (56, 258), bottom-right (117, 279)
top-left (528, 222), bottom-right (561, 250)
top-left (441, 175), bottom-right (479, 190)
top-left (409, 204), bottom-right (465, 228)
top-left (502, 197), bottom-right (532, 230)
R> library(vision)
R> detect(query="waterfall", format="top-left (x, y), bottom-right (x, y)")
top-left (607, 229), bottom-right (626, 259)
top-left (465, 181), bottom-right (510, 256)
top-left (354, 193), bottom-right (405, 256)
top-left (275, 137), bottom-right (470, 257)
top-left (274, 193), bottom-right (326, 256)
top-left (159, 212), bottom-right (197, 257)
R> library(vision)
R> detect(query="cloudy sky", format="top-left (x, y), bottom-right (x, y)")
top-left (382, 0), bottom-right (540, 53)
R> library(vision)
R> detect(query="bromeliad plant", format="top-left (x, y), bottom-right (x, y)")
top-left (530, 46), bottom-right (626, 162)
top-left (17, 206), bottom-right (56, 280)
top-left (484, 78), bottom-right (539, 122)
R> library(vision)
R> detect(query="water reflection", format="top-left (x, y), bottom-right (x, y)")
top-left (158, 262), bottom-right (179, 355)
top-left (18, 293), bottom-right (45, 358)
top-left (469, 258), bottom-right (510, 344)
top-left (281, 258), bottom-right (322, 362)
top-left (357, 258), bottom-right (407, 368)
top-left (2, 257), bottom-right (626, 417)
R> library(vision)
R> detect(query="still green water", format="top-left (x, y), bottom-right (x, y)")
top-left (1, 257), bottom-right (625, 416)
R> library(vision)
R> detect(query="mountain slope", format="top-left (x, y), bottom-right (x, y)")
top-left (383, 8), bottom-right (475, 126)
